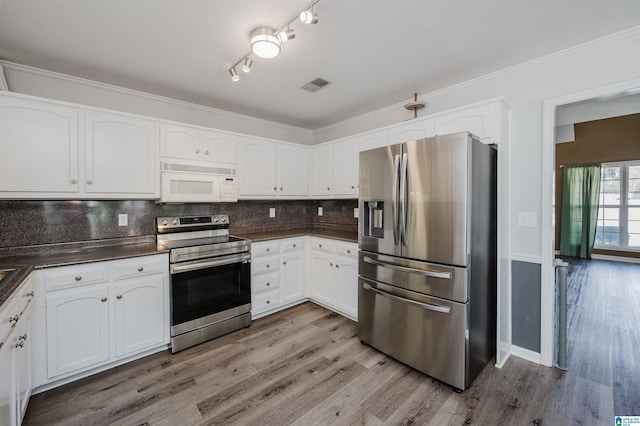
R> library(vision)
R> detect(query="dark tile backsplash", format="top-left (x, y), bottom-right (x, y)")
top-left (0, 199), bottom-right (358, 249)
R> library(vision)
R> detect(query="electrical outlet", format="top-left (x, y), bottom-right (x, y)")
top-left (354, 207), bottom-right (359, 218)
top-left (269, 207), bottom-right (276, 218)
top-left (517, 212), bottom-right (537, 228)
top-left (118, 214), bottom-right (128, 227)
top-left (318, 207), bottom-right (323, 216)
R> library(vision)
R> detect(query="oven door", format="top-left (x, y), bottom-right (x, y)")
top-left (170, 252), bottom-right (251, 336)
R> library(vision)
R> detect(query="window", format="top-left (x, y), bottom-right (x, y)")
top-left (595, 161), bottom-right (640, 250)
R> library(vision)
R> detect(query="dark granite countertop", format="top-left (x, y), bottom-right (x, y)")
top-left (0, 236), bottom-right (168, 308)
top-left (234, 227), bottom-right (358, 243)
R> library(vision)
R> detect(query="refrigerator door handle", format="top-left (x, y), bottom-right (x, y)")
top-left (363, 256), bottom-right (453, 279)
top-left (363, 283), bottom-right (451, 314)
top-left (403, 152), bottom-right (411, 245)
top-left (399, 153), bottom-right (408, 246)
top-left (392, 154), bottom-right (401, 245)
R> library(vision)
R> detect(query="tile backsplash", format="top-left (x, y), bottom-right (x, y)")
top-left (0, 199), bottom-right (358, 249)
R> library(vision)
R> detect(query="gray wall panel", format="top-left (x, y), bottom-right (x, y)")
top-left (511, 260), bottom-right (541, 352)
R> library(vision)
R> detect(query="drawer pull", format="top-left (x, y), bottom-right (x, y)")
top-left (18, 333), bottom-right (27, 341)
top-left (266, 300), bottom-right (270, 304)
top-left (15, 341), bottom-right (24, 349)
top-left (293, 243), bottom-right (296, 248)
top-left (347, 249), bottom-right (351, 254)
top-left (116, 295), bottom-right (123, 300)
top-left (266, 282), bottom-right (270, 287)
top-left (25, 291), bottom-right (35, 298)
top-left (336, 264), bottom-right (340, 268)
top-left (283, 261), bottom-right (287, 266)
top-left (138, 266), bottom-right (144, 272)
top-left (9, 315), bottom-right (19, 324)
top-left (330, 262), bottom-right (333, 267)
top-left (101, 297), bottom-right (107, 303)
top-left (266, 264), bottom-right (270, 268)
top-left (266, 248), bottom-right (270, 252)
top-left (319, 244), bottom-right (322, 248)
top-left (75, 275), bottom-right (82, 281)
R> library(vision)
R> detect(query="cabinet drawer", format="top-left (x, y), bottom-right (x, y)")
top-left (252, 257), bottom-right (279, 275)
top-left (335, 242), bottom-right (357, 258)
top-left (0, 295), bottom-right (19, 345)
top-left (252, 273), bottom-right (279, 295)
top-left (279, 238), bottom-right (304, 253)
top-left (252, 289), bottom-right (279, 313)
top-left (16, 276), bottom-right (35, 313)
top-left (310, 238), bottom-right (335, 253)
top-left (252, 242), bottom-right (279, 258)
top-left (45, 264), bottom-right (109, 291)
top-left (112, 255), bottom-right (164, 280)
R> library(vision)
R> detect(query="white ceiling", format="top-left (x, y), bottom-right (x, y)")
top-left (0, 1), bottom-right (639, 130)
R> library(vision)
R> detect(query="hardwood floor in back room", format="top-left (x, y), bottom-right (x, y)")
top-left (24, 259), bottom-right (640, 425)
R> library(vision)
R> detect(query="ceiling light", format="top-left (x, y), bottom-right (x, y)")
top-left (242, 57), bottom-right (253, 73)
top-left (229, 67), bottom-right (239, 82)
top-left (250, 27), bottom-right (281, 59)
top-left (277, 27), bottom-right (295, 43)
top-left (300, 8), bottom-right (319, 24)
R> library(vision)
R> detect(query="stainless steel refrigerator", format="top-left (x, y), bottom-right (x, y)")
top-left (358, 131), bottom-right (496, 391)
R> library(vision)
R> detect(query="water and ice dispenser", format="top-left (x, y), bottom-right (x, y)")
top-left (364, 201), bottom-right (384, 238)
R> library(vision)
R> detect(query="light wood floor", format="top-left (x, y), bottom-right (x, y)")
top-left (24, 260), bottom-right (640, 425)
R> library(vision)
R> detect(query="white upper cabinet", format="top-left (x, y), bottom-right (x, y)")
top-left (388, 118), bottom-right (436, 145)
top-left (84, 111), bottom-right (158, 195)
top-left (239, 138), bottom-right (308, 198)
top-left (277, 144), bottom-right (308, 197)
top-left (160, 123), bottom-right (238, 166)
top-left (0, 97), bottom-right (79, 193)
top-left (311, 138), bottom-right (358, 198)
top-left (434, 100), bottom-right (506, 144)
top-left (358, 129), bottom-right (389, 152)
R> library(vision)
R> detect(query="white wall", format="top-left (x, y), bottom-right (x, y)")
top-left (0, 61), bottom-right (314, 145)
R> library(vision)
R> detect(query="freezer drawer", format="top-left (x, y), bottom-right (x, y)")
top-left (359, 251), bottom-right (468, 303)
top-left (358, 277), bottom-right (468, 390)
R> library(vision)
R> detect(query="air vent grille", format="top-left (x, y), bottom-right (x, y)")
top-left (301, 77), bottom-right (331, 93)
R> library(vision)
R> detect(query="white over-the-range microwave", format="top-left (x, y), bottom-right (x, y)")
top-left (158, 162), bottom-right (238, 203)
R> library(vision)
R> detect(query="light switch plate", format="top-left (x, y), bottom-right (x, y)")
top-left (517, 212), bottom-right (537, 228)
top-left (269, 208), bottom-right (276, 218)
top-left (354, 207), bottom-right (359, 218)
top-left (318, 207), bottom-right (323, 216)
top-left (118, 214), bottom-right (128, 227)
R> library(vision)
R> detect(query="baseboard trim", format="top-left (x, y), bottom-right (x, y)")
top-left (591, 254), bottom-right (640, 264)
top-left (510, 345), bottom-right (542, 364)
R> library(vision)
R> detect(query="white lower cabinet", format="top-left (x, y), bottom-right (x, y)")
top-left (309, 238), bottom-right (358, 321)
top-left (33, 254), bottom-right (169, 389)
top-left (279, 238), bottom-right (306, 304)
top-left (0, 275), bottom-right (35, 426)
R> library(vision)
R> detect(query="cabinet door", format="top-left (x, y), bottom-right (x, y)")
top-left (334, 255), bottom-right (358, 320)
top-left (85, 111), bottom-right (158, 195)
top-left (114, 276), bottom-right (165, 358)
top-left (159, 123), bottom-right (200, 160)
top-left (309, 251), bottom-right (334, 305)
top-left (238, 138), bottom-right (277, 196)
top-left (278, 144), bottom-right (308, 196)
top-left (13, 304), bottom-right (32, 425)
top-left (280, 251), bottom-right (305, 304)
top-left (0, 97), bottom-right (79, 193)
top-left (200, 129), bottom-right (237, 165)
top-left (46, 285), bottom-right (109, 378)
top-left (331, 139), bottom-right (358, 195)
top-left (0, 297), bottom-right (18, 426)
top-left (311, 144), bottom-right (332, 196)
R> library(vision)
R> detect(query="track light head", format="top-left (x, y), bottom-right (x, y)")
top-left (300, 10), bottom-right (319, 24)
top-left (229, 67), bottom-right (239, 82)
top-left (277, 28), bottom-right (295, 43)
top-left (242, 57), bottom-right (253, 73)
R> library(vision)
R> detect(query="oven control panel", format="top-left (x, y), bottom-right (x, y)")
top-left (157, 214), bottom-right (229, 232)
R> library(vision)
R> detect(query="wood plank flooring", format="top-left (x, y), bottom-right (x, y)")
top-left (24, 259), bottom-right (640, 425)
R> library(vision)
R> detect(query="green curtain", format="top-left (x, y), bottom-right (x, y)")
top-left (560, 165), bottom-right (601, 259)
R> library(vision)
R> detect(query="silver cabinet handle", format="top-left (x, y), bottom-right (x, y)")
top-left (266, 282), bottom-right (270, 287)
top-left (351, 185), bottom-right (355, 189)
top-left (137, 266), bottom-right (144, 272)
top-left (86, 179), bottom-right (93, 185)
top-left (75, 275), bottom-right (82, 281)
top-left (196, 149), bottom-right (200, 154)
top-left (327, 187), bottom-right (330, 191)
top-left (266, 300), bottom-right (270, 304)
top-left (25, 291), bottom-right (35, 298)
top-left (283, 261), bottom-right (287, 265)
top-left (101, 297), bottom-right (107, 302)
top-left (116, 295), bottom-right (123, 300)
top-left (273, 186), bottom-right (277, 190)
top-left (9, 315), bottom-right (19, 324)
top-left (280, 187), bottom-right (283, 191)
top-left (70, 178), bottom-right (78, 184)
top-left (347, 249), bottom-right (351, 254)
top-left (293, 243), bottom-right (296, 248)
top-left (204, 151), bottom-right (209, 155)
top-left (363, 256), bottom-right (452, 279)
top-left (266, 263), bottom-right (270, 268)
top-left (362, 283), bottom-right (451, 314)
top-left (266, 248), bottom-right (270, 252)
top-left (330, 262), bottom-right (333, 267)
top-left (15, 341), bottom-right (24, 349)
top-left (336, 264), bottom-right (340, 268)
top-left (18, 333), bottom-right (27, 341)
top-left (318, 244), bottom-right (322, 248)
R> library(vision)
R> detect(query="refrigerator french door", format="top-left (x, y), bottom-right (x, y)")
top-left (358, 131), bottom-right (496, 391)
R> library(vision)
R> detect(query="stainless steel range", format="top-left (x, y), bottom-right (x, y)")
top-left (156, 214), bottom-right (251, 353)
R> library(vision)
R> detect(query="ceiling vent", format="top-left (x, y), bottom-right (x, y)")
top-left (301, 77), bottom-right (331, 93)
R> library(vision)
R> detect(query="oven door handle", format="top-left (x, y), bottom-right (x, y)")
top-left (170, 252), bottom-right (250, 274)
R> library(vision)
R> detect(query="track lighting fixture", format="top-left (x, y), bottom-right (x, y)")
top-left (228, 67), bottom-right (239, 82)
top-left (300, 7), bottom-right (319, 24)
top-left (242, 57), bottom-right (253, 73)
top-left (227, 0), bottom-right (320, 82)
